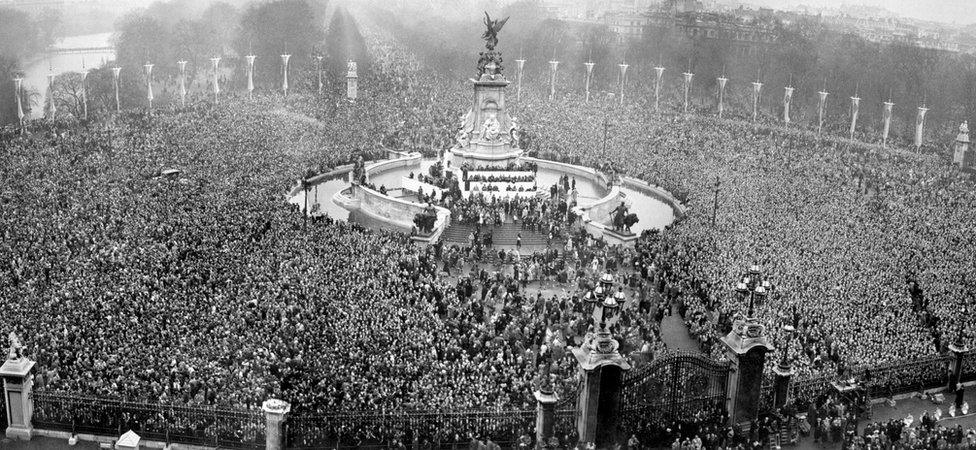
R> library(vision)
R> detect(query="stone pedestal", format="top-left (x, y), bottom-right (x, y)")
top-left (571, 332), bottom-right (631, 447)
top-left (1, 356), bottom-right (35, 440)
top-left (262, 399), bottom-right (291, 450)
top-left (772, 364), bottom-right (794, 410)
top-left (721, 319), bottom-right (773, 425)
top-left (533, 388), bottom-right (558, 447)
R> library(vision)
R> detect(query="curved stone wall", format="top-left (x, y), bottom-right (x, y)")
top-left (365, 152), bottom-right (422, 182)
top-left (620, 176), bottom-right (688, 218)
top-left (521, 157), bottom-right (610, 207)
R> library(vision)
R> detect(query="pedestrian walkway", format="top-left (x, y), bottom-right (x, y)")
top-left (0, 436), bottom-right (97, 450)
top-left (659, 302), bottom-right (703, 354)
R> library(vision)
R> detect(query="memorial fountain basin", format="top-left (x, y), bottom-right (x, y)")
top-left (290, 155), bottom-right (680, 237)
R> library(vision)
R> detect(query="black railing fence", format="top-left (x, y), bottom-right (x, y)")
top-left (962, 350), bottom-right (976, 383)
top-left (783, 354), bottom-right (954, 408)
top-left (31, 391), bottom-right (265, 449)
top-left (284, 409), bottom-right (535, 449)
top-left (0, 392), bottom-right (6, 431)
top-left (853, 354), bottom-right (952, 399)
top-left (787, 375), bottom-right (833, 406)
top-left (21, 351), bottom-right (976, 448)
top-left (758, 375), bottom-right (775, 413)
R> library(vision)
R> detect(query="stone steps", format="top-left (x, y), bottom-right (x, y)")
top-left (441, 222), bottom-right (564, 247)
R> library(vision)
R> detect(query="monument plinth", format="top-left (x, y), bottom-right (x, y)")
top-left (446, 12), bottom-right (534, 199)
top-left (452, 62), bottom-right (522, 163)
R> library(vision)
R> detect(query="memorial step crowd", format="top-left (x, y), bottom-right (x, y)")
top-left (441, 222), bottom-right (565, 249)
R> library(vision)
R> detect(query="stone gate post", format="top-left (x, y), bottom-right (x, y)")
top-left (722, 318), bottom-right (774, 425)
top-left (772, 364), bottom-right (794, 410)
top-left (948, 339), bottom-right (968, 406)
top-left (262, 399), bottom-right (291, 450)
top-left (533, 380), bottom-right (558, 447)
top-left (572, 333), bottom-right (631, 447)
top-left (1, 346), bottom-right (35, 440)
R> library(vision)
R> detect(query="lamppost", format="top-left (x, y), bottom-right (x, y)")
top-left (301, 176), bottom-right (312, 230)
top-left (772, 323), bottom-right (795, 409)
top-left (711, 176), bottom-right (721, 226)
top-left (777, 324), bottom-right (794, 372)
top-left (949, 300), bottom-right (969, 409)
top-left (955, 304), bottom-right (967, 350)
top-left (734, 265), bottom-right (772, 318)
top-left (724, 265), bottom-right (777, 424)
top-left (583, 273), bottom-right (623, 335)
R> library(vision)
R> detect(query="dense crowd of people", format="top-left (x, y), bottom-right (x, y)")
top-left (4, 3), bottom-right (976, 448)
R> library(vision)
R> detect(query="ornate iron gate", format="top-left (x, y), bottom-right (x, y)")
top-left (619, 352), bottom-right (730, 442)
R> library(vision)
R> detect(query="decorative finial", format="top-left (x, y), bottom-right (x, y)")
top-left (7, 332), bottom-right (24, 361)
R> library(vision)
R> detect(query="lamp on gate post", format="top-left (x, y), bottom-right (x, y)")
top-left (571, 272), bottom-right (631, 447)
top-left (778, 324), bottom-right (794, 372)
top-left (948, 299), bottom-right (969, 404)
top-left (735, 265), bottom-right (772, 319)
top-left (585, 272), bottom-right (624, 341)
top-left (723, 265), bottom-right (776, 424)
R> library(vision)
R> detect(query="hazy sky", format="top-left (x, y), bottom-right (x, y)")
top-left (748, 0), bottom-right (975, 25)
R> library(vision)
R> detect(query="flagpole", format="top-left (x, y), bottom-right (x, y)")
top-left (584, 61), bottom-right (594, 103)
top-left (14, 77), bottom-right (24, 134)
top-left (246, 55), bottom-right (256, 100)
top-left (112, 67), bottom-right (121, 112)
top-left (144, 62), bottom-right (154, 114)
top-left (653, 66), bottom-right (665, 113)
top-left (281, 54), bottom-right (291, 96)
top-left (618, 63), bottom-right (629, 106)
top-left (177, 61), bottom-right (187, 108)
top-left (210, 57), bottom-right (221, 104)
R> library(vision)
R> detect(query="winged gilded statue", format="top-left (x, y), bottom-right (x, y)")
top-left (482, 12), bottom-right (509, 51)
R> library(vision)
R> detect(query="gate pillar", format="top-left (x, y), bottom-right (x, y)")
top-left (571, 331), bottom-right (631, 448)
top-left (2, 334), bottom-right (35, 441)
top-left (948, 337), bottom-right (968, 409)
top-left (533, 377), bottom-right (558, 448)
top-left (772, 364), bottom-right (794, 410)
top-left (262, 399), bottom-right (291, 450)
top-left (722, 315), bottom-right (774, 426)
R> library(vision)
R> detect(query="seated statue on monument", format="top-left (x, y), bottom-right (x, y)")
top-left (480, 115), bottom-right (501, 142)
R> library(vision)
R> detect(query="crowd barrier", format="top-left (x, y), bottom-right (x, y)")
top-left (31, 391), bottom-right (265, 448)
top-left (773, 353), bottom-right (957, 407)
top-left (13, 351), bottom-right (976, 448)
top-left (284, 409), bottom-right (535, 449)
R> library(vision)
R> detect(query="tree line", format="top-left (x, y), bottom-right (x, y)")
top-left (372, 0), bottom-right (976, 146)
top-left (4, 0), bottom-right (373, 123)
top-left (0, 7), bottom-right (63, 125)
